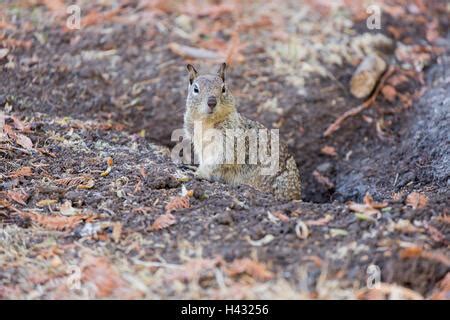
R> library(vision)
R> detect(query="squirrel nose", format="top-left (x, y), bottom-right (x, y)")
top-left (207, 96), bottom-right (217, 109)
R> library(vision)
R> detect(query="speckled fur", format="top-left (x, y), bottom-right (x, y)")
top-left (184, 64), bottom-right (301, 201)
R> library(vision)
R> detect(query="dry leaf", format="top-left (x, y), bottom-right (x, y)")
top-left (387, 74), bottom-right (409, 87)
top-left (77, 178), bottom-right (95, 189)
top-left (358, 283), bottom-right (423, 300)
top-left (348, 193), bottom-right (387, 216)
top-left (406, 192), bottom-right (428, 209)
top-left (430, 272), bottom-right (450, 300)
top-left (391, 219), bottom-right (420, 233)
top-left (425, 223), bottom-right (445, 242)
top-left (6, 190), bottom-right (29, 205)
top-left (151, 213), bottom-right (176, 230)
top-left (226, 258), bottom-right (273, 281)
top-left (363, 194), bottom-right (388, 209)
top-left (272, 211), bottom-right (289, 222)
top-left (305, 214), bottom-right (333, 226)
top-left (320, 145), bottom-right (337, 157)
top-left (381, 85), bottom-right (397, 102)
top-left (18, 210), bottom-right (89, 231)
top-left (165, 196), bottom-right (190, 213)
top-left (9, 166), bottom-right (32, 178)
top-left (81, 255), bottom-right (139, 298)
top-left (55, 175), bottom-right (90, 187)
top-left (101, 157), bottom-right (113, 177)
top-left (312, 170), bottom-right (334, 189)
top-left (400, 246), bottom-right (450, 267)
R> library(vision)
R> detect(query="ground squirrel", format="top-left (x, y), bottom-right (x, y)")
top-left (183, 63), bottom-right (301, 201)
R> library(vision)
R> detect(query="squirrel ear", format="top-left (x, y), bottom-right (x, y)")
top-left (186, 64), bottom-right (198, 85)
top-left (217, 62), bottom-right (226, 82)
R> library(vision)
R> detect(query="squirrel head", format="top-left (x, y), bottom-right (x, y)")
top-left (185, 63), bottom-right (235, 123)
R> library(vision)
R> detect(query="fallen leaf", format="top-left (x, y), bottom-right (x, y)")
top-left (391, 219), bottom-right (420, 233)
top-left (400, 246), bottom-right (450, 267)
top-left (81, 255), bottom-right (139, 298)
top-left (151, 213), bottom-right (176, 230)
top-left (305, 214), bottom-right (333, 226)
top-left (9, 166), bottom-right (32, 178)
top-left (424, 223), bottom-right (445, 243)
top-left (381, 85), bottom-right (397, 102)
top-left (165, 195), bottom-right (190, 213)
top-left (348, 193), bottom-right (387, 216)
top-left (387, 74), bottom-right (409, 87)
top-left (17, 210), bottom-right (89, 231)
top-left (357, 283), bottom-right (423, 300)
top-left (55, 175), bottom-right (91, 187)
top-left (430, 272), bottom-right (450, 300)
top-left (406, 192), bottom-right (428, 209)
top-left (226, 258), bottom-right (273, 281)
top-left (6, 190), bottom-right (29, 205)
top-left (77, 178), bottom-right (95, 189)
top-left (100, 157), bottom-right (113, 177)
top-left (320, 145), bottom-right (337, 157)
top-left (272, 211), bottom-right (290, 222)
top-left (312, 170), bottom-right (334, 189)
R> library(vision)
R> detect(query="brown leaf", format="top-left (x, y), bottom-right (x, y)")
top-left (425, 223), bottom-right (445, 243)
top-left (387, 74), bottom-right (409, 87)
top-left (406, 192), bottom-right (428, 209)
top-left (400, 246), bottom-right (450, 267)
top-left (17, 210), bottom-right (89, 231)
top-left (320, 145), bottom-right (337, 157)
top-left (55, 175), bottom-right (92, 188)
top-left (272, 211), bottom-right (289, 222)
top-left (430, 272), bottom-right (450, 300)
top-left (81, 255), bottom-right (139, 299)
top-left (165, 195), bottom-right (190, 213)
top-left (9, 166), bottom-right (32, 178)
top-left (6, 190), bottom-right (29, 205)
top-left (226, 258), bottom-right (273, 281)
top-left (363, 193), bottom-right (388, 209)
top-left (150, 213), bottom-right (176, 231)
top-left (312, 170), bottom-right (334, 189)
top-left (305, 214), bottom-right (333, 226)
top-left (381, 85), bottom-right (397, 102)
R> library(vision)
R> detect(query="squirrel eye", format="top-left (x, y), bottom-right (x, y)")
top-left (222, 85), bottom-right (226, 93)
top-left (193, 84), bottom-right (199, 94)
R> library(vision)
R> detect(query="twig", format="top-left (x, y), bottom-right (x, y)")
top-left (323, 66), bottom-right (395, 137)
